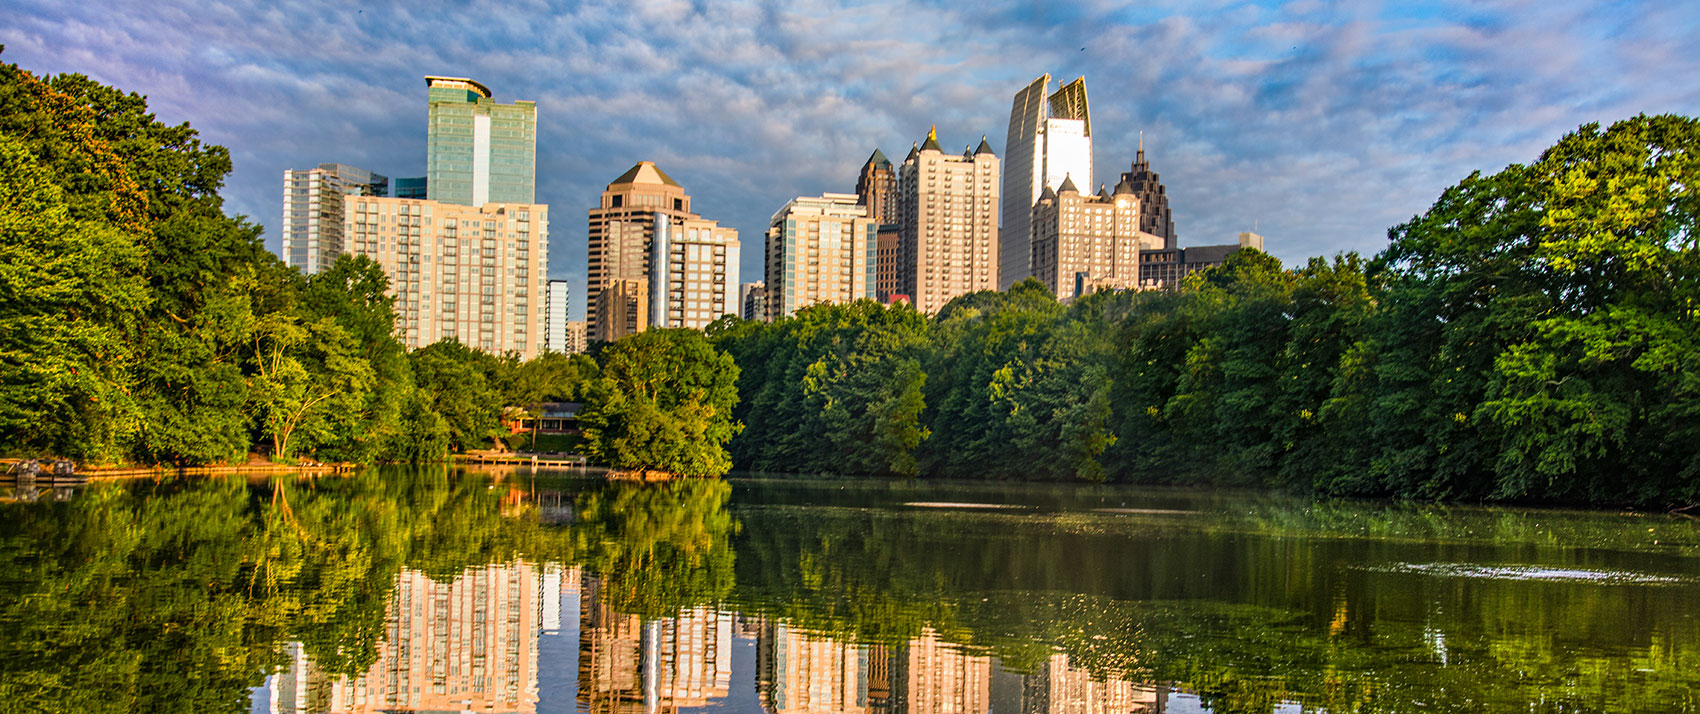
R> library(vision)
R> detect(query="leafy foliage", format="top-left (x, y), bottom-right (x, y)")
top-left (580, 329), bottom-right (742, 477)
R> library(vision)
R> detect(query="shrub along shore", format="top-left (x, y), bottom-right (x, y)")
top-left (4, 59), bottom-right (1698, 507)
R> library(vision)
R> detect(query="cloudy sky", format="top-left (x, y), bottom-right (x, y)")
top-left (7, 0), bottom-right (1699, 319)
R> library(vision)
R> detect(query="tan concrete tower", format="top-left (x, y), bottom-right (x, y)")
top-left (896, 128), bottom-right (1000, 314)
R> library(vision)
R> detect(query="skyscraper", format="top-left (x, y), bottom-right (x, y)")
top-left (425, 75), bottom-right (537, 207)
top-left (345, 196), bottom-right (548, 357)
top-left (1029, 178), bottom-right (1143, 302)
top-left (896, 128), bottom-right (1000, 314)
top-left (875, 225), bottom-right (901, 302)
top-left (1117, 139), bottom-right (1177, 247)
top-left (765, 193), bottom-right (878, 320)
top-left (740, 282), bottom-right (767, 322)
top-left (546, 279), bottom-right (570, 353)
top-left (1001, 74), bottom-right (1093, 289)
top-left (587, 162), bottom-right (739, 338)
top-left (280, 163), bottom-right (388, 274)
top-left (856, 149), bottom-right (898, 224)
top-left (564, 321), bottom-right (589, 353)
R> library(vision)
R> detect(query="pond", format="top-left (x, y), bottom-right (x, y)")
top-left (0, 468), bottom-right (1695, 713)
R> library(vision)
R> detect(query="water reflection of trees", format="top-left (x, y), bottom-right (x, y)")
top-left (4, 474), bottom-right (1699, 713)
top-left (0, 468), bottom-right (574, 713)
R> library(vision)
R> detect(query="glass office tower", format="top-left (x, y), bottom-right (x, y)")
top-left (425, 76), bottom-right (537, 206)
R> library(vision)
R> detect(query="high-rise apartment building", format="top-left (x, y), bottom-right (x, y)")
top-left (1118, 140), bottom-right (1177, 247)
top-left (855, 149), bottom-right (898, 224)
top-left (896, 128), bottom-right (1000, 315)
top-left (426, 75), bottom-right (537, 207)
top-left (1029, 178), bottom-right (1144, 302)
top-left (740, 282), bottom-right (766, 322)
top-left (546, 279), bottom-right (570, 353)
top-left (345, 196), bottom-right (548, 357)
top-left (292, 76), bottom-right (549, 359)
top-left (587, 162), bottom-right (739, 338)
top-left (875, 225), bottom-right (901, 302)
top-left (1001, 74), bottom-right (1093, 289)
top-left (594, 279), bottom-right (648, 342)
top-left (280, 163), bottom-right (388, 274)
top-left (563, 321), bottom-right (588, 353)
top-left (765, 193), bottom-right (878, 320)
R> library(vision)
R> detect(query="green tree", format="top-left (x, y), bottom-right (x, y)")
top-left (410, 339), bottom-right (503, 453)
top-left (0, 135), bottom-right (147, 460)
top-left (580, 329), bottom-right (741, 477)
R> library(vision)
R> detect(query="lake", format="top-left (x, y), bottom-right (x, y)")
top-left (0, 467), bottom-right (1695, 713)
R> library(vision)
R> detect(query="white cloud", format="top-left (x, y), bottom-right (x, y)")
top-left (4, 0), bottom-right (1698, 319)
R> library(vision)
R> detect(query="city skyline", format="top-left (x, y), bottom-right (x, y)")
top-left (7, 1), bottom-right (1698, 321)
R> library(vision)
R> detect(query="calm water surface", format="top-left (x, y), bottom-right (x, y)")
top-left (1, 468), bottom-right (1696, 713)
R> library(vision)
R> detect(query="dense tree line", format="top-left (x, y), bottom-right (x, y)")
top-left (717, 114), bottom-right (1700, 507)
top-left (7, 56), bottom-right (1698, 503)
top-left (0, 59), bottom-right (595, 466)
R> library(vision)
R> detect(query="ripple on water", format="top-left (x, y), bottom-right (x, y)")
top-left (1360, 562), bottom-right (1692, 585)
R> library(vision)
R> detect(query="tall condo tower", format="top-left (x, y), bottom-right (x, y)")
top-left (335, 76), bottom-right (548, 358)
top-left (897, 128), bottom-right (1000, 314)
top-left (1000, 74), bottom-right (1093, 289)
top-left (425, 75), bottom-right (537, 206)
top-left (764, 193), bottom-right (878, 320)
top-left (344, 196), bottom-right (548, 357)
top-left (586, 162), bottom-right (738, 341)
top-left (1118, 138), bottom-right (1177, 247)
top-left (1029, 179), bottom-right (1143, 302)
top-left (855, 149), bottom-right (898, 224)
top-left (280, 163), bottom-right (388, 274)
top-left (545, 279), bottom-right (569, 353)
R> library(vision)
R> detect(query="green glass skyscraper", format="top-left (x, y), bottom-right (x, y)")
top-left (425, 75), bottom-right (536, 206)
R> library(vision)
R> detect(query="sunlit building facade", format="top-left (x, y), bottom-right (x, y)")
top-left (344, 196), bottom-right (547, 357)
top-left (587, 162), bottom-right (739, 338)
top-left (1001, 75), bottom-right (1093, 289)
top-left (1029, 178), bottom-right (1145, 302)
top-left (281, 163), bottom-right (388, 274)
top-left (897, 129), bottom-right (1000, 315)
top-left (426, 75), bottom-right (537, 207)
top-left (765, 193), bottom-right (878, 320)
top-left (856, 149), bottom-right (899, 225)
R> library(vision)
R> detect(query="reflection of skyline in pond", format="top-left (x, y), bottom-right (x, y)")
top-left (263, 563), bottom-right (1167, 714)
top-left (5, 470), bottom-right (1699, 713)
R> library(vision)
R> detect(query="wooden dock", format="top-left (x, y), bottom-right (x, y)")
top-left (455, 452), bottom-right (588, 468)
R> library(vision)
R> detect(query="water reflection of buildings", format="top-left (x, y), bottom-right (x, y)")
top-left (756, 622), bottom-right (875, 714)
top-left (752, 624), bottom-right (1159, 714)
top-left (271, 561), bottom-right (572, 713)
top-left (991, 653), bottom-right (1165, 714)
top-left (578, 574), bottom-right (734, 714)
top-left (755, 625), bottom-right (998, 714)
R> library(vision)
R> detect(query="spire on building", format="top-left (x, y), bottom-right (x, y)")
top-left (920, 126), bottom-right (942, 152)
top-left (1058, 174), bottom-right (1078, 194)
top-left (866, 148), bottom-right (891, 170)
top-left (975, 135), bottom-right (995, 156)
top-left (905, 142), bottom-right (920, 162)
